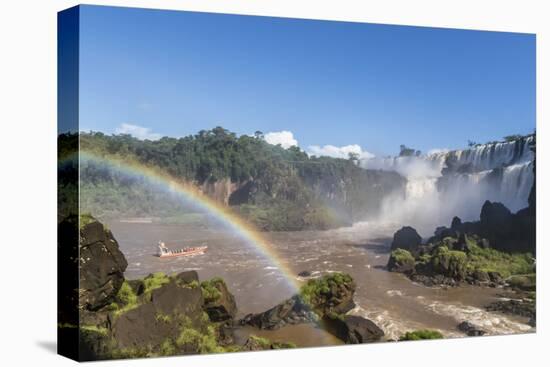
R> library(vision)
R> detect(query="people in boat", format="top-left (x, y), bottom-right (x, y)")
top-left (158, 241), bottom-right (170, 255)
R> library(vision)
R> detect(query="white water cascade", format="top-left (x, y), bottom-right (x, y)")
top-left (361, 136), bottom-right (535, 235)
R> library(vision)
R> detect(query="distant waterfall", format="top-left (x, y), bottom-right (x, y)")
top-left (361, 136), bottom-right (535, 234)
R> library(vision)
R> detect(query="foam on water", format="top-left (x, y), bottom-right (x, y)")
top-left (420, 300), bottom-right (533, 335)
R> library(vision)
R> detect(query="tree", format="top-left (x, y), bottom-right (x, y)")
top-left (399, 145), bottom-right (417, 157)
top-left (347, 152), bottom-right (360, 165)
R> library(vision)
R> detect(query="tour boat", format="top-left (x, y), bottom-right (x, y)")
top-left (156, 241), bottom-right (207, 258)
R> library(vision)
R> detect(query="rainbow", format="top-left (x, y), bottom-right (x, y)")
top-left (75, 150), bottom-right (302, 292)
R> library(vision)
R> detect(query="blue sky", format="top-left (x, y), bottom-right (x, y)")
top-left (78, 5), bottom-right (535, 157)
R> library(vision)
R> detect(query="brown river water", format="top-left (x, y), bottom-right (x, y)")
top-left (108, 220), bottom-right (533, 345)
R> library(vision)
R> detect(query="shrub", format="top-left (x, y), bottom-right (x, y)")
top-left (399, 329), bottom-right (443, 341)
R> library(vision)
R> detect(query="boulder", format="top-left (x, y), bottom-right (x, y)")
top-left (242, 273), bottom-right (356, 330)
top-left (430, 246), bottom-right (467, 281)
top-left (201, 278), bottom-right (237, 321)
top-left (387, 249), bottom-right (415, 274)
top-left (457, 321), bottom-right (486, 336)
top-left (112, 273), bottom-right (205, 349)
top-left (471, 270), bottom-right (490, 283)
top-left (241, 295), bottom-right (317, 330)
top-left (298, 270), bottom-right (312, 277)
top-left (323, 315), bottom-right (384, 344)
top-left (79, 219), bottom-right (128, 311)
top-left (391, 226), bottom-right (422, 253)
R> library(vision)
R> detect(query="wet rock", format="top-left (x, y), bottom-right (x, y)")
top-left (79, 219), bottom-right (128, 311)
top-left (457, 321), bottom-right (486, 336)
top-left (391, 226), bottom-right (422, 253)
top-left (298, 270), bottom-right (312, 277)
top-left (323, 315), bottom-right (384, 344)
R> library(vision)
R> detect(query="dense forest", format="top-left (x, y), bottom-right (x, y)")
top-left (59, 127), bottom-right (405, 230)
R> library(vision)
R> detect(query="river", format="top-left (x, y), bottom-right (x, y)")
top-left (108, 220), bottom-right (533, 345)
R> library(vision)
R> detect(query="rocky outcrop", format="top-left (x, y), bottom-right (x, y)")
top-left (240, 295), bottom-right (317, 330)
top-left (62, 218), bottom-right (261, 361)
top-left (201, 278), bottom-right (237, 321)
top-left (440, 200), bottom-right (535, 254)
top-left (112, 272), bottom-right (205, 350)
top-left (323, 315), bottom-right (384, 344)
top-left (387, 249), bottom-right (415, 274)
top-left (391, 226), bottom-right (422, 253)
top-left (388, 197), bottom-right (536, 289)
top-left (241, 273), bottom-right (384, 344)
top-left (79, 218), bottom-right (128, 311)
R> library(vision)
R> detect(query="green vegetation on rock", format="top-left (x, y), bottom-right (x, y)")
top-left (200, 277), bottom-right (224, 303)
top-left (431, 246), bottom-right (468, 279)
top-left (465, 244), bottom-right (533, 278)
top-left (143, 272), bottom-right (171, 296)
top-left (300, 272), bottom-right (354, 313)
top-left (79, 213), bottom-right (97, 229)
top-left (399, 329), bottom-right (443, 341)
top-left (391, 248), bottom-right (415, 264)
top-left (109, 280), bottom-right (139, 316)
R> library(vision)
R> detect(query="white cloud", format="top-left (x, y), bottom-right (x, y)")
top-left (115, 123), bottom-right (161, 141)
top-left (307, 144), bottom-right (375, 160)
top-left (264, 130), bottom-right (298, 149)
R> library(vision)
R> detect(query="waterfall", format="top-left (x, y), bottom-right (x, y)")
top-left (361, 136), bottom-right (535, 234)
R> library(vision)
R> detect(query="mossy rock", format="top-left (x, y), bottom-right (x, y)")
top-left (387, 249), bottom-right (415, 274)
top-left (300, 273), bottom-right (356, 315)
